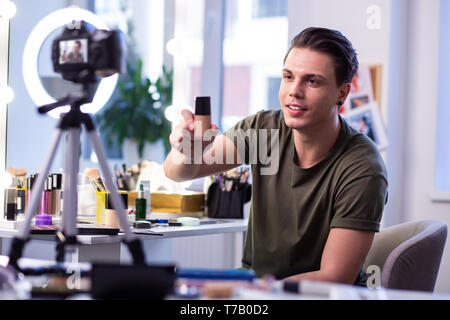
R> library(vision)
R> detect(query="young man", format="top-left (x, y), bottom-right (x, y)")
top-left (163, 27), bottom-right (388, 285)
top-left (66, 40), bottom-right (84, 63)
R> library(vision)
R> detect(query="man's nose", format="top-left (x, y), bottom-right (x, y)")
top-left (289, 81), bottom-right (305, 98)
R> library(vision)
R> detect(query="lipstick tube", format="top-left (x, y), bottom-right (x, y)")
top-left (52, 173), bottom-right (63, 217)
top-left (45, 175), bottom-right (53, 215)
top-left (41, 177), bottom-right (48, 214)
top-left (27, 174), bottom-right (41, 215)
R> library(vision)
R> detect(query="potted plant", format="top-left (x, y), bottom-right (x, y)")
top-left (96, 59), bottom-right (173, 160)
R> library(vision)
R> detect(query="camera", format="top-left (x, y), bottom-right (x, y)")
top-left (52, 20), bottom-right (126, 83)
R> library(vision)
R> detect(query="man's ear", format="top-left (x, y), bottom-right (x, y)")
top-left (337, 82), bottom-right (351, 105)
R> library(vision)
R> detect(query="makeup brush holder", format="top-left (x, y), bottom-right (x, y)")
top-left (96, 191), bottom-right (128, 228)
top-left (206, 182), bottom-right (251, 219)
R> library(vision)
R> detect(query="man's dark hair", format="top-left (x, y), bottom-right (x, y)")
top-left (284, 27), bottom-right (359, 86)
top-left (74, 40), bottom-right (82, 47)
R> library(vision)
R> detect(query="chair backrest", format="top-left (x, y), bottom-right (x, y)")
top-left (363, 220), bottom-right (447, 292)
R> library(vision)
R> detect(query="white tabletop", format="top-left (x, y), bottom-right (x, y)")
top-left (0, 218), bottom-right (248, 245)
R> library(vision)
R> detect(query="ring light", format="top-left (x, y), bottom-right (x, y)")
top-left (22, 7), bottom-right (118, 119)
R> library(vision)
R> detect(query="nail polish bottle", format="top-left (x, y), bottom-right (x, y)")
top-left (194, 96), bottom-right (212, 139)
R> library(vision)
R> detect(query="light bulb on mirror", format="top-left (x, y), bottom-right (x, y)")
top-left (0, 171), bottom-right (13, 190)
top-left (0, 86), bottom-right (14, 104)
top-left (164, 105), bottom-right (177, 123)
top-left (166, 38), bottom-right (177, 56)
top-left (0, 0), bottom-right (17, 20)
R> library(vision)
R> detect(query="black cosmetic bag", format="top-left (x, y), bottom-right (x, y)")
top-left (206, 182), bottom-right (251, 219)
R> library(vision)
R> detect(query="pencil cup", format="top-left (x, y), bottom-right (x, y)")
top-left (96, 191), bottom-right (107, 224)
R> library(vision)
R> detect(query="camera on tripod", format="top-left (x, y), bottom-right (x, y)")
top-left (7, 19), bottom-right (146, 271)
top-left (51, 20), bottom-right (126, 84)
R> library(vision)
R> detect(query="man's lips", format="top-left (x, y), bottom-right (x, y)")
top-left (285, 104), bottom-right (308, 112)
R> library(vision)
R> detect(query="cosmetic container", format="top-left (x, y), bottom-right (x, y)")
top-left (52, 173), bottom-right (63, 216)
top-left (5, 188), bottom-right (18, 221)
top-left (135, 184), bottom-right (146, 221)
top-left (194, 96), bottom-right (212, 139)
top-left (104, 192), bottom-right (128, 229)
top-left (35, 214), bottom-right (52, 226)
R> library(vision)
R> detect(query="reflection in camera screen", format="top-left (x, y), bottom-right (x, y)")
top-left (59, 39), bottom-right (88, 64)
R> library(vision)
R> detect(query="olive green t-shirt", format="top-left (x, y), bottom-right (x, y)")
top-left (224, 110), bottom-right (388, 281)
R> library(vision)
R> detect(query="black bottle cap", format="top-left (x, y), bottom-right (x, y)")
top-left (52, 173), bottom-right (63, 189)
top-left (47, 175), bottom-right (52, 191)
top-left (195, 96), bottom-right (211, 116)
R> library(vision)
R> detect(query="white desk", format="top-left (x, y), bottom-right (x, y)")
top-left (2, 255), bottom-right (450, 301)
top-left (0, 218), bottom-right (248, 269)
top-left (230, 281), bottom-right (450, 300)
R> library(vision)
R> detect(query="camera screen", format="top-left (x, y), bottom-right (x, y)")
top-left (59, 39), bottom-right (88, 65)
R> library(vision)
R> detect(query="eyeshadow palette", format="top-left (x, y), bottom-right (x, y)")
top-left (30, 223), bottom-right (120, 235)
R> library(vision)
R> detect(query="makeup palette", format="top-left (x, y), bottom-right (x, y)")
top-left (30, 223), bottom-right (120, 235)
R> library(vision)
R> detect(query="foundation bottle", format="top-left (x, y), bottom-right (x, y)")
top-left (194, 96), bottom-right (212, 140)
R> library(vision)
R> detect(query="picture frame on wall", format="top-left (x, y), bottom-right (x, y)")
top-left (344, 102), bottom-right (388, 151)
top-left (340, 64), bottom-right (375, 114)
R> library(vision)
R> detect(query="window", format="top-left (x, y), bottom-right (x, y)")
top-left (78, 0), bottom-right (131, 160)
top-left (221, 0), bottom-right (288, 130)
top-left (252, 0), bottom-right (286, 19)
top-left (163, 0), bottom-right (205, 115)
top-left (433, 0), bottom-right (450, 196)
top-left (267, 77), bottom-right (282, 110)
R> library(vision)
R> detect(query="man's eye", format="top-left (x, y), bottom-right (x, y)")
top-left (307, 79), bottom-right (319, 85)
top-left (283, 74), bottom-right (293, 79)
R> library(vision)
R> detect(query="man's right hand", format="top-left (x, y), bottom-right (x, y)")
top-left (164, 109), bottom-right (239, 182)
top-left (169, 109), bottom-right (219, 161)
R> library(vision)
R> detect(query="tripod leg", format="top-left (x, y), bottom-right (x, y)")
top-left (87, 130), bottom-right (145, 264)
top-left (60, 128), bottom-right (81, 237)
top-left (56, 128), bottom-right (81, 263)
top-left (8, 129), bottom-right (64, 269)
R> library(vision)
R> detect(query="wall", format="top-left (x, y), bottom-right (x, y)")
top-left (132, 0), bottom-right (165, 82)
top-left (287, 0), bottom-right (391, 118)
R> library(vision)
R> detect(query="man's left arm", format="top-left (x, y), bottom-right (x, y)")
top-left (284, 227), bottom-right (374, 284)
top-left (285, 171), bottom-right (387, 284)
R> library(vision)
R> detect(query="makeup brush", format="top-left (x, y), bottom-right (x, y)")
top-left (16, 168), bottom-right (27, 179)
top-left (15, 168), bottom-right (27, 188)
top-left (84, 168), bottom-right (100, 191)
top-left (7, 166), bottom-right (16, 176)
top-left (84, 168), bottom-right (107, 192)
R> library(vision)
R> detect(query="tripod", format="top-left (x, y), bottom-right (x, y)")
top-left (7, 81), bottom-right (145, 270)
